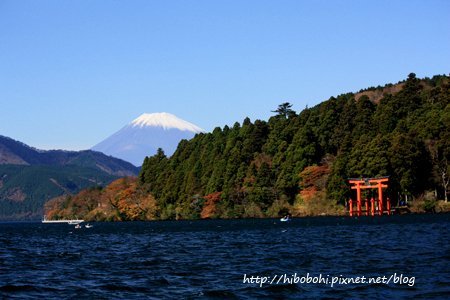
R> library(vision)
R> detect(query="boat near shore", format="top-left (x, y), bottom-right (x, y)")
top-left (42, 216), bottom-right (84, 225)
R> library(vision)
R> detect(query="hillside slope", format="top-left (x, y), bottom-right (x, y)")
top-left (0, 136), bottom-right (139, 220)
top-left (46, 74), bottom-right (450, 220)
top-left (0, 165), bottom-right (118, 220)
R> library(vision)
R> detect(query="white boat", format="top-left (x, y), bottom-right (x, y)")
top-left (42, 216), bottom-right (84, 224)
top-left (280, 216), bottom-right (290, 222)
top-left (85, 224), bottom-right (93, 228)
top-left (68, 220), bottom-right (84, 225)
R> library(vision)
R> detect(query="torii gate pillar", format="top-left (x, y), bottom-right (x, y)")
top-left (348, 177), bottom-right (389, 216)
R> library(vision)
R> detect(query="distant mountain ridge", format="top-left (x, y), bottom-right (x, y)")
top-left (0, 135), bottom-right (139, 220)
top-left (92, 112), bottom-right (204, 166)
top-left (0, 135), bottom-right (138, 176)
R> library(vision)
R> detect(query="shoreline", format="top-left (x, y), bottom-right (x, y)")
top-left (3, 210), bottom-right (449, 223)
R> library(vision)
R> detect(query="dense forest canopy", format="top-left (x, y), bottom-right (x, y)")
top-left (46, 74), bottom-right (450, 220)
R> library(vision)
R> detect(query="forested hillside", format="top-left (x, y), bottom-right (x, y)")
top-left (0, 165), bottom-right (119, 220)
top-left (0, 136), bottom-right (139, 220)
top-left (46, 74), bottom-right (450, 220)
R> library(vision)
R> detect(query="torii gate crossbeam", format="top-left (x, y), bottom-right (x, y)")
top-left (348, 177), bottom-right (390, 216)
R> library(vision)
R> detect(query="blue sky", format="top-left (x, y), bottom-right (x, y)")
top-left (1, 0), bottom-right (449, 150)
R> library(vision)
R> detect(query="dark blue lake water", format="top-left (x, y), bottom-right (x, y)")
top-left (1, 214), bottom-right (449, 299)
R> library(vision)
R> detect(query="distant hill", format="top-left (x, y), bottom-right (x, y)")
top-left (92, 112), bottom-right (204, 166)
top-left (0, 135), bottom-right (139, 176)
top-left (0, 135), bottom-right (139, 220)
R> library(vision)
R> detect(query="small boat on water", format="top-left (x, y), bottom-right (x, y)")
top-left (74, 224), bottom-right (82, 229)
top-left (68, 220), bottom-right (84, 225)
top-left (42, 216), bottom-right (84, 225)
top-left (280, 215), bottom-right (290, 222)
top-left (85, 224), bottom-right (93, 229)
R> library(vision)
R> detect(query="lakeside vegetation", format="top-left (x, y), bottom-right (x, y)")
top-left (45, 74), bottom-right (450, 221)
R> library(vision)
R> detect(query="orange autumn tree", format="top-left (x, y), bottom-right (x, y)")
top-left (114, 179), bottom-right (158, 220)
top-left (296, 160), bottom-right (346, 216)
top-left (299, 164), bottom-right (330, 201)
top-left (200, 191), bottom-right (222, 219)
top-left (44, 195), bottom-right (67, 220)
top-left (44, 177), bottom-right (158, 221)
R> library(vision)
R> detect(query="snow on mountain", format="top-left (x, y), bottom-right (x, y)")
top-left (131, 112), bottom-right (204, 132)
top-left (92, 113), bottom-right (205, 166)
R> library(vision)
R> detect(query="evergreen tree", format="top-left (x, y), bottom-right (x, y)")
top-left (272, 102), bottom-right (297, 119)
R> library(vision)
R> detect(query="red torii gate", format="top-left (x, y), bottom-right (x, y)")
top-left (348, 177), bottom-right (390, 216)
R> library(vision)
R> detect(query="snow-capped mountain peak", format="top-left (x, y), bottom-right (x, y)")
top-left (92, 112), bottom-right (204, 166)
top-left (131, 112), bottom-right (204, 133)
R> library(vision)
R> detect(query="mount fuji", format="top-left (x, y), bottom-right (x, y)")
top-left (92, 113), bottom-right (204, 166)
